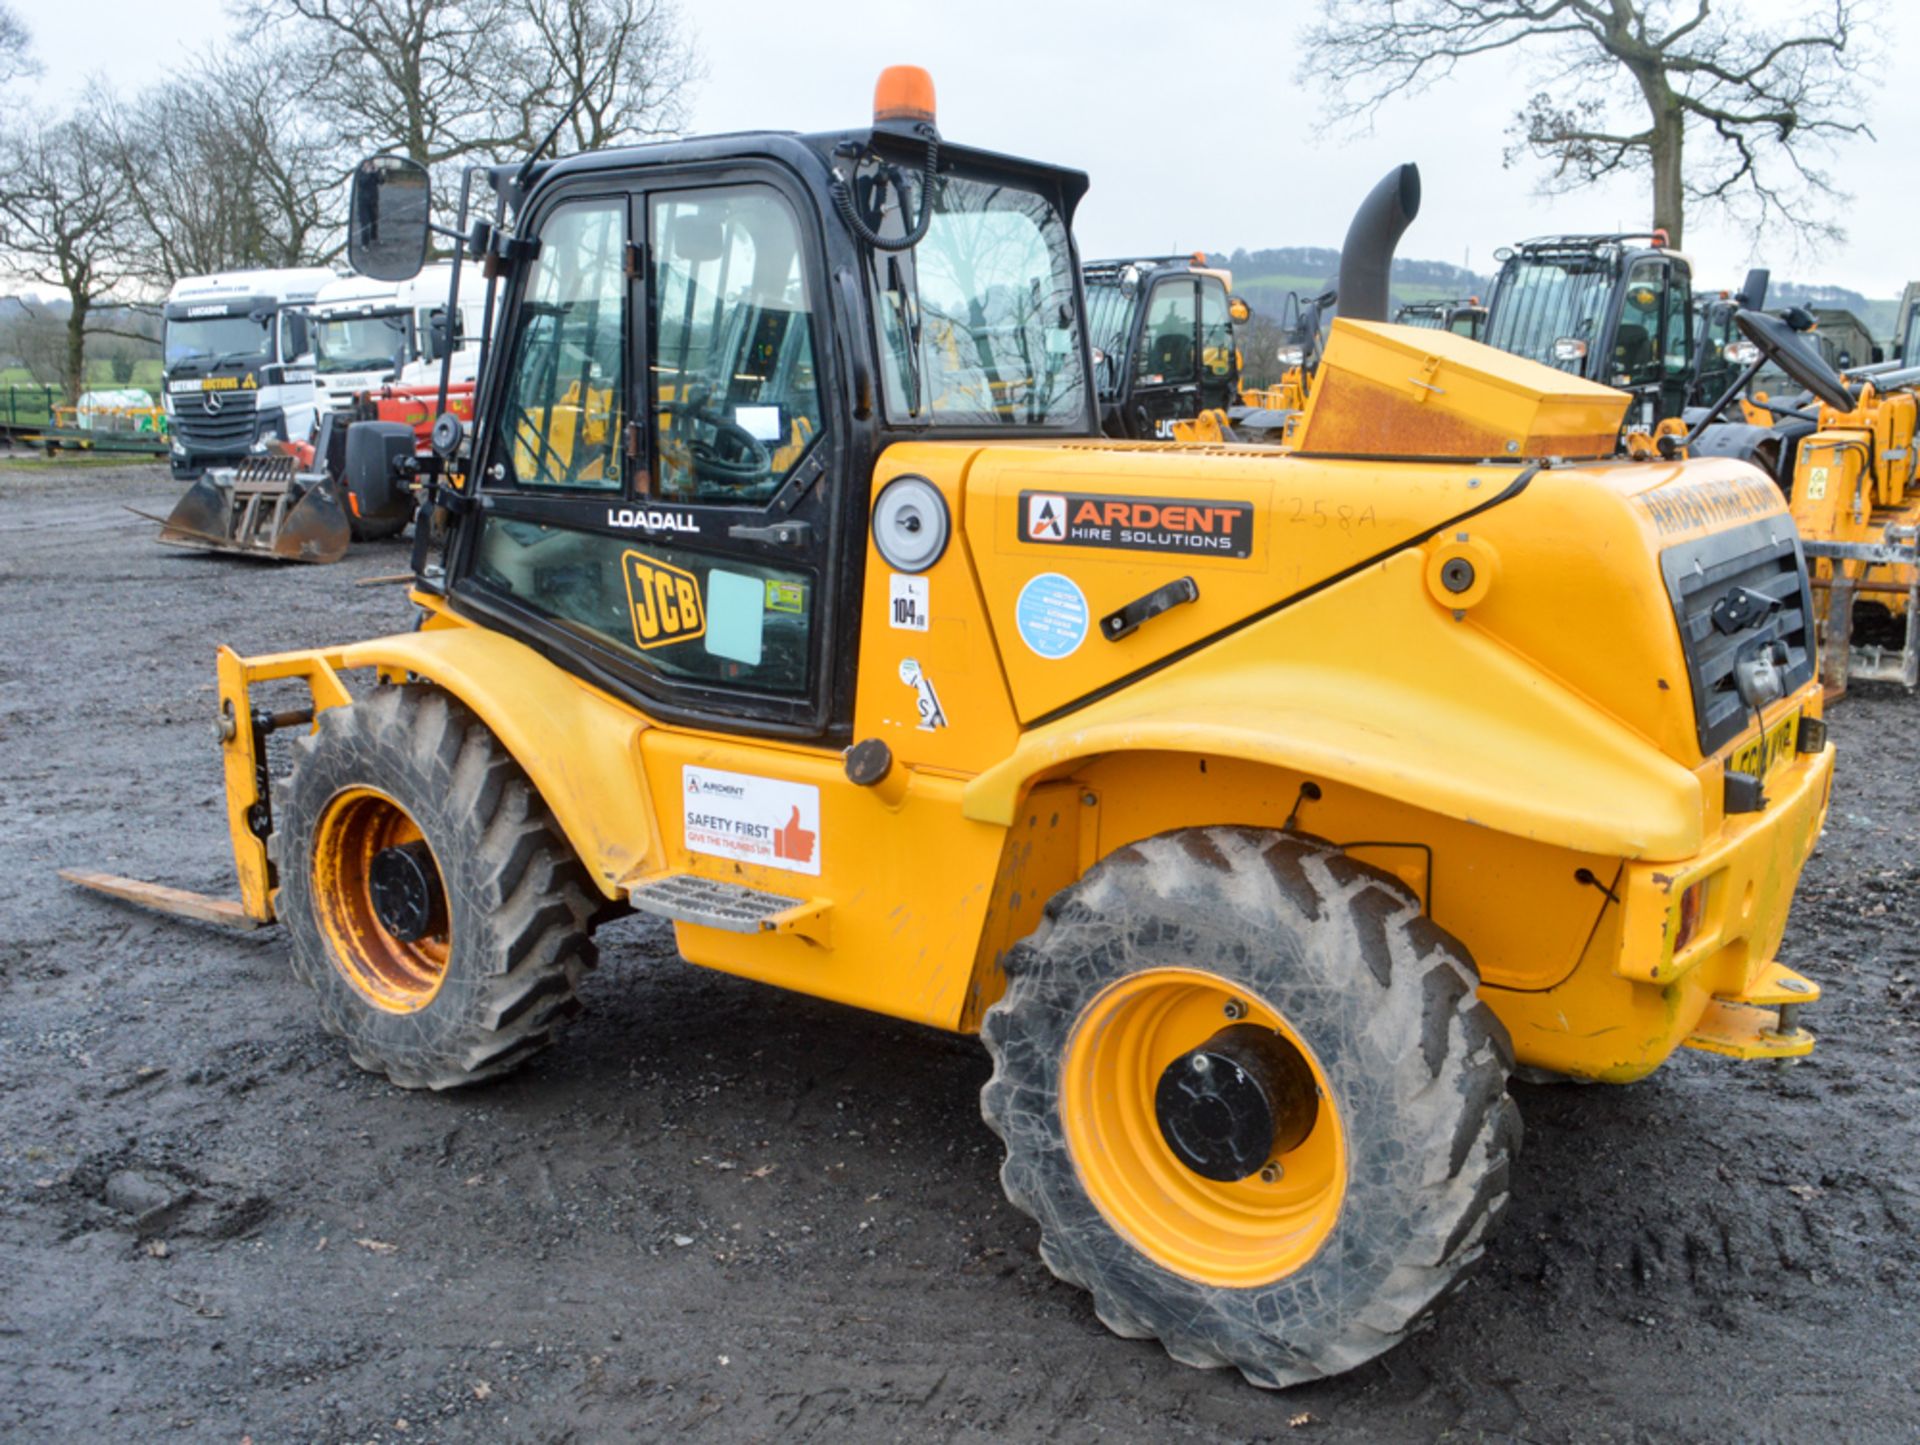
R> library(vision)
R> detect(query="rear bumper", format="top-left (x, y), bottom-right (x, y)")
top-left (1490, 729), bottom-right (1833, 1082)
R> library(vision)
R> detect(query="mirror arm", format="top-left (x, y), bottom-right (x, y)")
top-left (1679, 353), bottom-right (1769, 452)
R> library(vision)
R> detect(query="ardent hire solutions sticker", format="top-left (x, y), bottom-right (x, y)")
top-left (1015, 573), bottom-right (1089, 659)
top-left (1020, 490), bottom-right (1254, 558)
top-left (683, 766), bottom-right (821, 875)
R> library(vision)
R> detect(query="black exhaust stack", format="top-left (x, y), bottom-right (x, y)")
top-left (1335, 164), bottom-right (1422, 324)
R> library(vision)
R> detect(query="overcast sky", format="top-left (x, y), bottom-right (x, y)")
top-left (15, 0), bottom-right (1917, 294)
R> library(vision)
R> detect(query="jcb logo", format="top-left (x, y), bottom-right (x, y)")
top-left (622, 551), bottom-right (705, 650)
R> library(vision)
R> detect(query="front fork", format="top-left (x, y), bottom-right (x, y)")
top-left (214, 645), bottom-right (356, 922)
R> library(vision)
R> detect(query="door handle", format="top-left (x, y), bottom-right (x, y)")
top-left (1101, 577), bottom-right (1198, 642)
top-left (727, 519), bottom-right (812, 547)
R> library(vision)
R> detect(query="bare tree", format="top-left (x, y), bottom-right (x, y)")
top-left (523, 0), bottom-right (700, 154)
top-left (1301, 1), bottom-right (1877, 248)
top-left (0, 112), bottom-right (141, 400)
top-left (99, 47), bottom-right (347, 286)
top-left (241, 0), bottom-right (699, 207)
top-left (0, 1), bottom-right (38, 88)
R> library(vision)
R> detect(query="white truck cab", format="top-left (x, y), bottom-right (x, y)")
top-left (307, 263), bottom-right (488, 416)
top-left (162, 267), bottom-right (336, 478)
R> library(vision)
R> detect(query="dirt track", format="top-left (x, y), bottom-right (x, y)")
top-left (2, 457), bottom-right (1917, 1442)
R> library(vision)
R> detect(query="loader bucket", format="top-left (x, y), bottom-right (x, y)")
top-left (156, 456), bottom-right (351, 564)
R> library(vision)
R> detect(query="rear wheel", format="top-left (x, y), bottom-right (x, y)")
top-left (981, 827), bottom-right (1519, 1387)
top-left (279, 685), bottom-right (598, 1089)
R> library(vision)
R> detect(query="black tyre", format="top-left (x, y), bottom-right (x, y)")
top-left (279, 685), bottom-right (598, 1089)
top-left (980, 827), bottom-right (1520, 1388)
top-left (346, 506), bottom-right (410, 543)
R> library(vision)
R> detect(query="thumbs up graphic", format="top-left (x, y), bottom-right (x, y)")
top-left (772, 805), bottom-right (816, 865)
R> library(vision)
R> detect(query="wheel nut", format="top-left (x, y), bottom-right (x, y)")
top-left (1260, 1161), bottom-right (1283, 1184)
top-left (1190, 1054), bottom-right (1211, 1074)
top-left (1223, 998), bottom-right (1247, 1020)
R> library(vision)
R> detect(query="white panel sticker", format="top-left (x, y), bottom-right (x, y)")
top-left (888, 572), bottom-right (929, 631)
top-left (734, 404), bottom-right (783, 442)
top-left (683, 766), bottom-right (821, 876)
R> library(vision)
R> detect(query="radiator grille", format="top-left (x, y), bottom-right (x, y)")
top-left (1660, 514), bottom-right (1816, 756)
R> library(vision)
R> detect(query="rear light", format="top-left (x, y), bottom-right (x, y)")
top-left (1674, 881), bottom-right (1706, 954)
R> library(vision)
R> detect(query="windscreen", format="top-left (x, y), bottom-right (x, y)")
top-left (1903, 308), bottom-right (1920, 365)
top-left (165, 314), bottom-right (270, 369)
top-left (871, 173), bottom-right (1086, 426)
top-left (1484, 256), bottom-right (1613, 371)
top-left (313, 310), bottom-right (409, 375)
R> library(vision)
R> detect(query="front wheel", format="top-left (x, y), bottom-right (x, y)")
top-left (981, 827), bottom-right (1519, 1387)
top-left (279, 685), bottom-right (599, 1089)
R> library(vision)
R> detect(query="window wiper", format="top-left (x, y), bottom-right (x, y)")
top-left (885, 255), bottom-right (924, 416)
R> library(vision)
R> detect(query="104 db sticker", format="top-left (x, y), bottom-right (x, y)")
top-left (683, 766), bottom-right (821, 876)
top-left (1021, 491), bottom-right (1254, 558)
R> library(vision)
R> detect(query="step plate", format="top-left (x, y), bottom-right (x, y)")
top-left (629, 873), bottom-right (805, 933)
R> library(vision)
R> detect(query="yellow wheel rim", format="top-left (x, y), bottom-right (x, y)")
top-left (1061, 967), bottom-right (1346, 1288)
top-left (310, 787), bottom-right (451, 1014)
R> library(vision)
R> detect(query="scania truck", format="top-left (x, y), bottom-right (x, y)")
top-left (161, 268), bottom-right (335, 478)
top-left (307, 263), bottom-right (488, 416)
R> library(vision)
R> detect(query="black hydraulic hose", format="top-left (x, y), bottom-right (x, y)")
top-left (832, 130), bottom-right (939, 252)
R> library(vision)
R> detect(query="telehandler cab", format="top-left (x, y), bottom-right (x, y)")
top-left (68, 68), bottom-right (1835, 1388)
top-left (1082, 253), bottom-right (1248, 439)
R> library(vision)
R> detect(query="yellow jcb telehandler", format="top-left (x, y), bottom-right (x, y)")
top-left (1742, 311), bottom-right (1920, 693)
top-left (67, 68), bottom-right (1834, 1388)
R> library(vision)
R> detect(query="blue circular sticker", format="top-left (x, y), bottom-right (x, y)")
top-left (1016, 572), bottom-right (1089, 659)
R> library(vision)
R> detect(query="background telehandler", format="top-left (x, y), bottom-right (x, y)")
top-left (1083, 253), bottom-right (1248, 439)
top-left (69, 68), bottom-right (1834, 1390)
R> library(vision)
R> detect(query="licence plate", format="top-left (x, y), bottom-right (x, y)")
top-left (1731, 709), bottom-right (1799, 781)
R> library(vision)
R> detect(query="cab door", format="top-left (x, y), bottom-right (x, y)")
top-left (450, 171), bottom-right (848, 738)
top-left (1125, 275), bottom-right (1201, 438)
top-left (1611, 256), bottom-right (1693, 426)
top-left (1196, 276), bottom-right (1237, 411)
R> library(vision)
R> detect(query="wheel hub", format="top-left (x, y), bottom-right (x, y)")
top-left (1154, 1023), bottom-right (1320, 1182)
top-left (368, 840), bottom-right (444, 943)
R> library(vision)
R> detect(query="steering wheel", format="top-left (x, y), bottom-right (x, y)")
top-left (658, 401), bottom-right (773, 487)
top-left (1734, 309), bottom-right (1857, 414)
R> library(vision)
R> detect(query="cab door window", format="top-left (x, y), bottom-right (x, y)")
top-left (650, 186), bottom-right (824, 504)
top-left (1198, 278), bottom-right (1234, 406)
top-left (499, 199), bottom-right (627, 490)
top-left (1136, 278), bottom-right (1198, 385)
top-left (1615, 259), bottom-right (1680, 390)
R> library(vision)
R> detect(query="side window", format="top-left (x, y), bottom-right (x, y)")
top-left (1615, 260), bottom-right (1666, 388)
top-left (1661, 270), bottom-right (1693, 378)
top-left (472, 521), bottom-right (814, 695)
top-left (1199, 280), bottom-right (1233, 379)
top-left (651, 186), bottom-right (823, 505)
top-left (1136, 278), bottom-right (1197, 384)
top-left (500, 200), bottom-right (627, 491)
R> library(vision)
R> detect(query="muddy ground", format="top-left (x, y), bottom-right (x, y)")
top-left (0, 455), bottom-right (1916, 1443)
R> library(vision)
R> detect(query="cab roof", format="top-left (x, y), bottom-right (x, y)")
top-left (521, 128), bottom-right (1091, 225)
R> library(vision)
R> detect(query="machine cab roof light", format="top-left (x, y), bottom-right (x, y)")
top-left (874, 65), bottom-right (937, 129)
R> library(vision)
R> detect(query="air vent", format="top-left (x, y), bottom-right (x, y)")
top-left (1660, 514), bottom-right (1815, 756)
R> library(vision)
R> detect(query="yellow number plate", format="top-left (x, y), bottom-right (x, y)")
top-left (1730, 709), bottom-right (1799, 781)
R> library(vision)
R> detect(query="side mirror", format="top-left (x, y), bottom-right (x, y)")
top-left (1228, 296), bottom-right (1252, 324)
top-left (344, 420), bottom-right (419, 527)
top-left (426, 307), bottom-right (461, 360)
top-left (349, 155), bottom-right (431, 282)
top-left (281, 312), bottom-right (311, 361)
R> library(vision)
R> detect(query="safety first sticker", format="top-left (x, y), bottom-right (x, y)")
top-left (683, 766), bottom-right (820, 876)
top-left (1020, 490), bottom-right (1254, 558)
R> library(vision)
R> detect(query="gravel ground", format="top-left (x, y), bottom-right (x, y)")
top-left (2, 456), bottom-right (1916, 1442)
